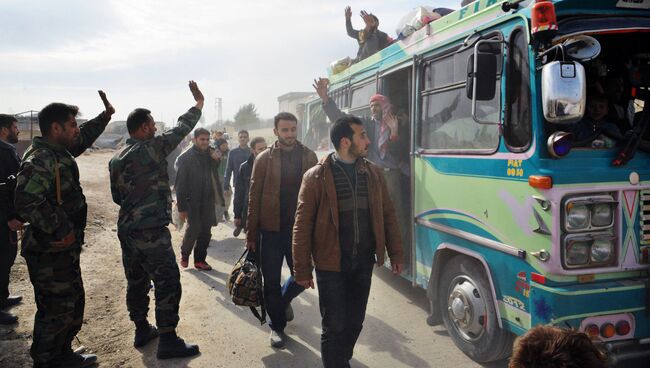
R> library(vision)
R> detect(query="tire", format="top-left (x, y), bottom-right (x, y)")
top-left (438, 255), bottom-right (514, 363)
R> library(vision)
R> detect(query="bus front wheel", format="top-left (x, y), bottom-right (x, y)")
top-left (438, 255), bottom-right (513, 363)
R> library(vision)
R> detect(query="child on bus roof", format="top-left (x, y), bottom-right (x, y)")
top-left (572, 92), bottom-right (623, 148)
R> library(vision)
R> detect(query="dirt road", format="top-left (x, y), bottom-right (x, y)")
top-left (0, 150), bottom-right (507, 368)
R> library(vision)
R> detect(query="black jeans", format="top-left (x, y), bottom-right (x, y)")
top-left (316, 261), bottom-right (374, 368)
top-left (0, 223), bottom-right (18, 303)
top-left (260, 229), bottom-right (304, 332)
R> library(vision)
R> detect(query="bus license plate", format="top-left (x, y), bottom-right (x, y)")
top-left (617, 0), bottom-right (650, 9)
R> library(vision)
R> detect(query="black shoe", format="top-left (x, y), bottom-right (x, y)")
top-left (1, 295), bottom-right (22, 309)
top-left (157, 332), bottom-right (199, 359)
top-left (56, 352), bottom-right (97, 368)
top-left (233, 227), bottom-right (242, 237)
top-left (0, 310), bottom-right (18, 325)
top-left (134, 322), bottom-right (159, 347)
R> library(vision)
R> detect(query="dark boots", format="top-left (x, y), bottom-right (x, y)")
top-left (157, 330), bottom-right (199, 359)
top-left (54, 351), bottom-right (97, 368)
top-left (134, 320), bottom-right (159, 348)
top-left (0, 310), bottom-right (17, 325)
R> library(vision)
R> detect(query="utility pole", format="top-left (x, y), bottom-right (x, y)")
top-left (214, 97), bottom-right (223, 127)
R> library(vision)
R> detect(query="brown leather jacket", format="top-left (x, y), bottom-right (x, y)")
top-left (292, 153), bottom-right (404, 281)
top-left (246, 140), bottom-right (318, 243)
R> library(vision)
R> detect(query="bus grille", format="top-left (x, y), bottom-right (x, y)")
top-left (641, 190), bottom-right (650, 245)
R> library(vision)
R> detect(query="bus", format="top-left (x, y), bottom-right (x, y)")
top-left (304, 0), bottom-right (650, 365)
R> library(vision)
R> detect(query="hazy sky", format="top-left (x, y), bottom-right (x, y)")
top-left (0, 0), bottom-right (458, 124)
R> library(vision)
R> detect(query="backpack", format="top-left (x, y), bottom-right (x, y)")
top-left (227, 250), bottom-right (266, 324)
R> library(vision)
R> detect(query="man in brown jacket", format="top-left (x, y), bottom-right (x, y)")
top-left (293, 115), bottom-right (403, 368)
top-left (246, 112), bottom-right (318, 348)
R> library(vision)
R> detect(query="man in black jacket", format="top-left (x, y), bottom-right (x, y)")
top-left (0, 114), bottom-right (23, 325)
top-left (175, 128), bottom-right (225, 271)
top-left (233, 137), bottom-right (267, 236)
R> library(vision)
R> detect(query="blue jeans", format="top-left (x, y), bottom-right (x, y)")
top-left (260, 230), bottom-right (304, 332)
top-left (316, 261), bottom-right (374, 368)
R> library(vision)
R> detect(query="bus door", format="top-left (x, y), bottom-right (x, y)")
top-left (379, 65), bottom-right (414, 278)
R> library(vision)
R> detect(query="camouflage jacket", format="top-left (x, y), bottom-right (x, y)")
top-left (15, 112), bottom-right (111, 254)
top-left (109, 107), bottom-right (201, 232)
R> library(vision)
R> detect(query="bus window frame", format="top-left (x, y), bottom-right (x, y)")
top-left (416, 32), bottom-right (504, 156)
top-left (350, 79), bottom-right (377, 111)
top-left (503, 25), bottom-right (533, 153)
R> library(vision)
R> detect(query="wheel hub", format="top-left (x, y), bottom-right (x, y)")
top-left (447, 276), bottom-right (487, 341)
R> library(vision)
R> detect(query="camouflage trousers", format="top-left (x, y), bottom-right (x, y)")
top-left (23, 247), bottom-right (85, 365)
top-left (117, 226), bottom-right (181, 333)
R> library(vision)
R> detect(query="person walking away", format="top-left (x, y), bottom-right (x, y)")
top-left (246, 112), bottom-right (318, 348)
top-left (233, 137), bottom-right (267, 236)
top-left (15, 92), bottom-right (115, 367)
top-left (293, 115), bottom-right (404, 368)
top-left (175, 128), bottom-right (225, 270)
top-left (0, 114), bottom-right (23, 325)
top-left (109, 81), bottom-right (203, 359)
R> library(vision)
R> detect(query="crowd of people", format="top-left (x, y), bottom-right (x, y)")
top-left (0, 79), bottom-right (614, 368)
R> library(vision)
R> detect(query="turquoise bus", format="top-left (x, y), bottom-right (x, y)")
top-left (304, 0), bottom-right (650, 365)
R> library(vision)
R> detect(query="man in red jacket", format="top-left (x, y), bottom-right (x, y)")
top-left (293, 115), bottom-right (404, 368)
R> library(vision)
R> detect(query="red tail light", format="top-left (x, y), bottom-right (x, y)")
top-left (616, 321), bottom-right (631, 336)
top-left (585, 324), bottom-right (600, 339)
top-left (601, 323), bottom-right (616, 338)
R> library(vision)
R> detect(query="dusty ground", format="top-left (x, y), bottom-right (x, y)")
top-left (0, 150), bottom-right (507, 368)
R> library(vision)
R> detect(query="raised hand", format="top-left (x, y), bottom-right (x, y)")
top-left (188, 80), bottom-right (205, 109)
top-left (98, 90), bottom-right (115, 117)
top-left (312, 78), bottom-right (330, 103)
top-left (345, 6), bottom-right (352, 19)
top-left (385, 112), bottom-right (399, 136)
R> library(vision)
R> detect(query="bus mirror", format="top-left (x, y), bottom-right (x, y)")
top-left (466, 52), bottom-right (497, 101)
top-left (542, 61), bottom-right (586, 123)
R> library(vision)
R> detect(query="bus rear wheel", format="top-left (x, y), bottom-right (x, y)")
top-left (438, 255), bottom-right (513, 363)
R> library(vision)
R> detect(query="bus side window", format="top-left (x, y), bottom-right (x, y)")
top-left (419, 46), bottom-right (501, 152)
top-left (504, 28), bottom-right (532, 151)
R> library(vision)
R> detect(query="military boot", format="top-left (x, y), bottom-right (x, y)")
top-left (0, 310), bottom-right (17, 325)
top-left (55, 352), bottom-right (97, 368)
top-left (134, 320), bottom-right (159, 347)
top-left (157, 331), bottom-right (199, 359)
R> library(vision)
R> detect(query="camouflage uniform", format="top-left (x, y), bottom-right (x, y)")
top-left (109, 107), bottom-right (201, 333)
top-left (14, 113), bottom-right (110, 365)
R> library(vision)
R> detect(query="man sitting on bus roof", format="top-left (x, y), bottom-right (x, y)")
top-left (345, 6), bottom-right (392, 63)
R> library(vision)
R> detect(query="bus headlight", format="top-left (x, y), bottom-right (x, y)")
top-left (591, 238), bottom-right (614, 263)
top-left (566, 203), bottom-right (590, 230)
top-left (563, 194), bottom-right (617, 233)
top-left (566, 240), bottom-right (590, 266)
top-left (591, 203), bottom-right (614, 228)
top-left (563, 234), bottom-right (617, 269)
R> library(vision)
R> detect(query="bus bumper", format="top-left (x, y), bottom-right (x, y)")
top-left (528, 277), bottom-right (650, 366)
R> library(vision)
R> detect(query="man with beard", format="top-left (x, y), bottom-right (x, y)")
top-left (314, 78), bottom-right (411, 273)
top-left (292, 115), bottom-right (404, 368)
top-left (14, 92), bottom-right (115, 367)
top-left (246, 112), bottom-right (318, 348)
top-left (109, 81), bottom-right (203, 359)
top-left (345, 6), bottom-right (392, 62)
top-left (233, 136), bottom-right (266, 236)
top-left (175, 128), bottom-right (225, 271)
top-left (0, 114), bottom-right (23, 325)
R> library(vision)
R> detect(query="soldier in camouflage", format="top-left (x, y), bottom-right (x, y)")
top-left (108, 81), bottom-right (203, 359)
top-left (14, 92), bottom-right (115, 368)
